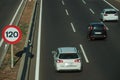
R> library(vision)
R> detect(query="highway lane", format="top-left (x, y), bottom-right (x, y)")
top-left (28, 0), bottom-right (120, 80)
top-left (0, 0), bottom-right (21, 31)
top-left (0, 0), bottom-right (22, 66)
top-left (69, 0), bottom-right (120, 80)
top-left (40, 0), bottom-right (109, 80)
top-left (67, 0), bottom-right (120, 80)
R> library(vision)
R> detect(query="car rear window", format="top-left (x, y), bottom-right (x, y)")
top-left (106, 11), bottom-right (117, 14)
top-left (92, 24), bottom-right (104, 30)
top-left (59, 53), bottom-right (79, 59)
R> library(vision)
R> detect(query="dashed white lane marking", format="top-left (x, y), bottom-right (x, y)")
top-left (103, 0), bottom-right (119, 11)
top-left (62, 0), bottom-right (65, 5)
top-left (82, 0), bottom-right (86, 4)
top-left (105, 26), bottom-right (109, 30)
top-left (80, 44), bottom-right (89, 63)
top-left (100, 22), bottom-right (109, 30)
top-left (70, 22), bottom-right (76, 32)
top-left (65, 9), bottom-right (69, 16)
top-left (89, 8), bottom-right (95, 14)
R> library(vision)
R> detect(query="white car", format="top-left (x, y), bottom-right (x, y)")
top-left (100, 8), bottom-right (119, 21)
top-left (52, 47), bottom-right (82, 72)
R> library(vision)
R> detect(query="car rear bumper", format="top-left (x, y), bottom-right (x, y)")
top-left (90, 35), bottom-right (107, 39)
top-left (103, 16), bottom-right (119, 21)
top-left (56, 64), bottom-right (82, 71)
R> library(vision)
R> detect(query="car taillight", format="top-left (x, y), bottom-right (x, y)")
top-left (56, 60), bottom-right (63, 63)
top-left (74, 59), bottom-right (80, 62)
top-left (89, 26), bottom-right (93, 30)
top-left (104, 27), bottom-right (106, 30)
top-left (104, 14), bottom-right (107, 16)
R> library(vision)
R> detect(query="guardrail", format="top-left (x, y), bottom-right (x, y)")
top-left (17, 0), bottom-right (37, 80)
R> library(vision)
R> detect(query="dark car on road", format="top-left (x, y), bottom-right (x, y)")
top-left (87, 22), bottom-right (107, 40)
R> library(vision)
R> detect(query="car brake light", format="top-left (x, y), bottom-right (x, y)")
top-left (57, 60), bottom-right (63, 63)
top-left (104, 27), bottom-right (106, 30)
top-left (90, 26), bottom-right (93, 30)
top-left (74, 59), bottom-right (80, 62)
top-left (104, 14), bottom-right (107, 16)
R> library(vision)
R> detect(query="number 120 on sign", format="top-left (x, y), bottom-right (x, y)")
top-left (2, 25), bottom-right (22, 44)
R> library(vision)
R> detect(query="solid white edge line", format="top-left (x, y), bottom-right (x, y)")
top-left (82, 0), bottom-right (86, 4)
top-left (70, 22), bottom-right (76, 32)
top-left (10, 0), bottom-right (24, 25)
top-left (35, 0), bottom-right (43, 80)
top-left (0, 0), bottom-right (24, 47)
top-left (89, 8), bottom-right (95, 14)
top-left (62, 0), bottom-right (65, 5)
top-left (79, 44), bottom-right (89, 63)
top-left (65, 9), bottom-right (69, 16)
top-left (103, 0), bottom-right (119, 11)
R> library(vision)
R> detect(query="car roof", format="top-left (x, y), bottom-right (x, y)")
top-left (90, 22), bottom-right (104, 26)
top-left (103, 8), bottom-right (116, 12)
top-left (58, 47), bottom-right (77, 54)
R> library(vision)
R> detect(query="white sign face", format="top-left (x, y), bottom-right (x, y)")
top-left (4, 27), bottom-right (19, 42)
top-left (2, 25), bottom-right (22, 44)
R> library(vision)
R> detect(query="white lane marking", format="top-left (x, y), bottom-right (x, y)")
top-left (105, 26), bottom-right (109, 30)
top-left (65, 9), bottom-right (69, 16)
top-left (89, 8), bottom-right (95, 14)
top-left (100, 22), bottom-right (109, 30)
top-left (103, 0), bottom-right (119, 11)
top-left (70, 22), bottom-right (76, 32)
top-left (0, 0), bottom-right (24, 47)
top-left (79, 44), bottom-right (89, 63)
top-left (62, 0), bottom-right (65, 5)
top-left (35, 0), bottom-right (43, 80)
top-left (82, 0), bottom-right (86, 4)
top-left (10, 0), bottom-right (24, 25)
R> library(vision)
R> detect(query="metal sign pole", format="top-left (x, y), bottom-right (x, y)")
top-left (11, 44), bottom-right (14, 68)
top-left (2, 25), bottom-right (22, 68)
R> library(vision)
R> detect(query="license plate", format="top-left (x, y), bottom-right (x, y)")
top-left (95, 32), bottom-right (102, 34)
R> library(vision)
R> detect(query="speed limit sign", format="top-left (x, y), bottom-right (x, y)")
top-left (2, 25), bottom-right (22, 44)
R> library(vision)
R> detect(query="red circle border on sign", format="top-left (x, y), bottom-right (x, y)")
top-left (2, 25), bottom-right (22, 44)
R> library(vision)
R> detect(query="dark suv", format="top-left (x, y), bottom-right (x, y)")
top-left (87, 22), bottom-right (107, 40)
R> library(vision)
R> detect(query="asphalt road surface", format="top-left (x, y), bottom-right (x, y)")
top-left (0, 0), bottom-right (21, 31)
top-left (0, 0), bottom-right (22, 65)
top-left (28, 0), bottom-right (120, 80)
